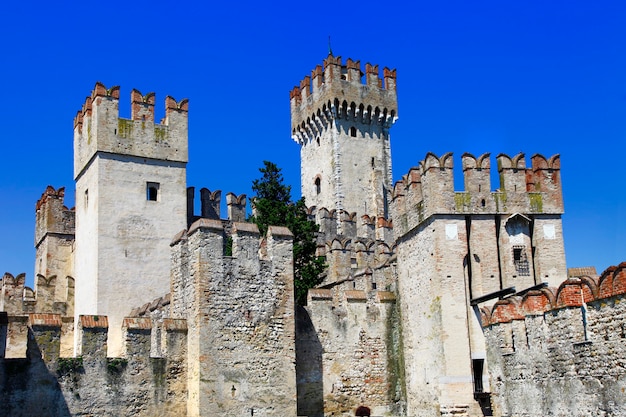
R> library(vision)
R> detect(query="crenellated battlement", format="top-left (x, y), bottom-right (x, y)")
top-left (0, 272), bottom-right (74, 316)
top-left (169, 218), bottom-right (295, 322)
top-left (35, 185), bottom-right (75, 247)
top-left (304, 205), bottom-right (396, 293)
top-left (0, 312), bottom-right (188, 415)
top-left (482, 262), bottom-right (626, 327)
top-left (392, 152), bottom-right (564, 236)
top-left (290, 55), bottom-right (398, 145)
top-left (307, 206), bottom-right (394, 244)
top-left (73, 82), bottom-right (189, 179)
top-left (185, 187), bottom-right (247, 226)
top-left (308, 277), bottom-right (397, 306)
top-left (2, 312), bottom-right (186, 361)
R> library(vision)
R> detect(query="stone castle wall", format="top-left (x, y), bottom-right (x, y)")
top-left (298, 285), bottom-right (403, 416)
top-left (170, 218), bottom-right (297, 417)
top-left (0, 313), bottom-right (188, 417)
top-left (482, 263), bottom-right (626, 416)
top-left (296, 204), bottom-right (402, 416)
top-left (392, 152), bottom-right (567, 296)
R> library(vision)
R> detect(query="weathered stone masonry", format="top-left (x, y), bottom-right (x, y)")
top-left (482, 264), bottom-right (626, 416)
top-left (170, 219), bottom-right (297, 417)
top-left (3, 55), bottom-right (626, 417)
top-left (0, 312), bottom-right (188, 417)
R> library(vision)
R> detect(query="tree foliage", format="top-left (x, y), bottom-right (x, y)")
top-left (249, 161), bottom-right (326, 305)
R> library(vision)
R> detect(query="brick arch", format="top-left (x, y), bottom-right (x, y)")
top-left (555, 277), bottom-right (597, 308)
top-left (490, 296), bottom-right (523, 324)
top-left (521, 288), bottom-right (556, 315)
top-left (598, 266), bottom-right (617, 298)
top-left (612, 262), bottom-right (626, 296)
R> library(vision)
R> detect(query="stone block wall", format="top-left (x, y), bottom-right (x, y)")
top-left (170, 219), bottom-right (297, 417)
top-left (0, 313), bottom-right (188, 416)
top-left (298, 286), bottom-right (404, 417)
top-left (394, 215), bottom-right (483, 417)
top-left (482, 263), bottom-right (626, 416)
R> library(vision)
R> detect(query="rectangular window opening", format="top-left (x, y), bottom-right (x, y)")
top-left (147, 182), bottom-right (160, 201)
top-left (472, 359), bottom-right (484, 393)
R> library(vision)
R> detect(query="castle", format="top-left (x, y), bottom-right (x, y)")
top-left (1, 54), bottom-right (625, 417)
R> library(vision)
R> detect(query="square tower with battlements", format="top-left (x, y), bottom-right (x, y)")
top-left (72, 83), bottom-right (189, 354)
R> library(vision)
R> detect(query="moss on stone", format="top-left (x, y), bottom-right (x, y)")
top-left (385, 300), bottom-right (407, 413)
top-left (118, 119), bottom-right (133, 139)
top-left (529, 193), bottom-right (543, 212)
top-left (107, 357), bottom-right (128, 374)
top-left (455, 192), bottom-right (471, 211)
top-left (57, 357), bottom-right (83, 377)
top-left (494, 192), bottom-right (507, 212)
top-left (151, 358), bottom-right (167, 387)
top-left (154, 125), bottom-right (167, 142)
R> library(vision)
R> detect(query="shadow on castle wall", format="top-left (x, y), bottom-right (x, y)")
top-left (295, 305), bottom-right (324, 417)
top-left (1, 328), bottom-right (71, 417)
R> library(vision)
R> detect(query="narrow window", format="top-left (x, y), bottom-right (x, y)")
top-left (371, 157), bottom-right (375, 168)
top-left (84, 189), bottom-right (88, 207)
top-left (472, 359), bottom-right (484, 393)
top-left (315, 177), bottom-right (321, 195)
top-left (372, 282), bottom-right (377, 290)
top-left (147, 182), bottom-right (160, 201)
top-left (316, 137), bottom-right (320, 146)
top-left (350, 126), bottom-right (357, 137)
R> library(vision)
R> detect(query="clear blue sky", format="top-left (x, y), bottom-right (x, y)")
top-left (1, 1), bottom-right (625, 287)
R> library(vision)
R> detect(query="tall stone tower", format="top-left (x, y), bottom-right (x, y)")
top-left (290, 55), bottom-right (398, 217)
top-left (73, 82), bottom-right (188, 354)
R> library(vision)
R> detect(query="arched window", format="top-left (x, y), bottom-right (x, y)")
top-left (314, 177), bottom-right (321, 195)
top-left (350, 126), bottom-right (357, 137)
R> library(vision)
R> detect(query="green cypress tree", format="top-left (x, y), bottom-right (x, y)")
top-left (249, 161), bottom-right (326, 305)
